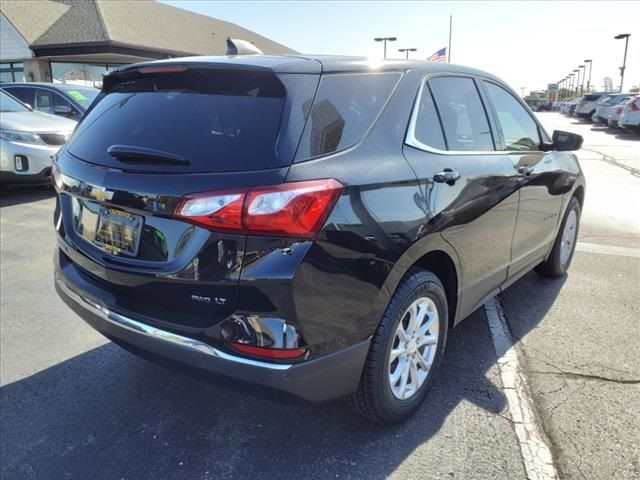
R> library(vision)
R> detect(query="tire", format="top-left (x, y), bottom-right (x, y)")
top-left (535, 196), bottom-right (581, 278)
top-left (346, 268), bottom-right (448, 424)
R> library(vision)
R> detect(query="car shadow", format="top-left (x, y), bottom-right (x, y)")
top-left (0, 186), bottom-right (55, 208)
top-left (0, 277), bottom-right (566, 480)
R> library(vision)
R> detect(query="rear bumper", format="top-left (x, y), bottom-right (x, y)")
top-left (54, 266), bottom-right (369, 403)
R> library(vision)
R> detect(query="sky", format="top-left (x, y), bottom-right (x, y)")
top-left (162, 1), bottom-right (639, 95)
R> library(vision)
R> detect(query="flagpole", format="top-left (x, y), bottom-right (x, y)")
top-left (448, 14), bottom-right (452, 63)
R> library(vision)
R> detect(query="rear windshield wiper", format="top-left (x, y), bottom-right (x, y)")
top-left (107, 145), bottom-right (189, 165)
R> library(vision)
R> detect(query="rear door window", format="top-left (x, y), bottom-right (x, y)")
top-left (483, 81), bottom-right (541, 151)
top-left (428, 76), bottom-right (495, 151)
top-left (294, 72), bottom-right (400, 161)
top-left (67, 69), bottom-right (289, 173)
top-left (4, 87), bottom-right (34, 107)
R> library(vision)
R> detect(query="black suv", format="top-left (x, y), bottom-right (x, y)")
top-left (53, 55), bottom-right (585, 423)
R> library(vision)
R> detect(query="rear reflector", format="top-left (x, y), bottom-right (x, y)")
top-left (174, 179), bottom-right (343, 238)
top-left (229, 343), bottom-right (307, 360)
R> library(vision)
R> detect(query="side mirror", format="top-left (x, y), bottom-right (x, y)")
top-left (54, 105), bottom-right (73, 115)
top-left (545, 130), bottom-right (583, 151)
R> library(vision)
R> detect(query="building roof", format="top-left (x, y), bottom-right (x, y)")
top-left (1, 0), bottom-right (296, 58)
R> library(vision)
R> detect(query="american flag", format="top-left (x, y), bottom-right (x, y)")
top-left (427, 47), bottom-right (447, 63)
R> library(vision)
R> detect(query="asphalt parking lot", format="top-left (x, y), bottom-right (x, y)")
top-left (1, 113), bottom-right (638, 480)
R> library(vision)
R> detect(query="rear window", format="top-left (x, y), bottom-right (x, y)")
top-left (294, 72), bottom-right (400, 161)
top-left (583, 94), bottom-right (602, 101)
top-left (67, 69), bottom-right (287, 173)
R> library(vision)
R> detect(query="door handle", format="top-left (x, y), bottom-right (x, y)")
top-left (434, 169), bottom-right (460, 185)
top-left (517, 165), bottom-right (534, 176)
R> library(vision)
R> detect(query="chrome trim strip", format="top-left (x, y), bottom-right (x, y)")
top-left (404, 74), bottom-right (542, 156)
top-left (58, 280), bottom-right (292, 371)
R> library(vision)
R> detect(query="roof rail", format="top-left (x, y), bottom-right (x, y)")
top-left (225, 38), bottom-right (264, 55)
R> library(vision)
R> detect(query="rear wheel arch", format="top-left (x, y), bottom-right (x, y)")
top-left (573, 185), bottom-right (585, 210)
top-left (375, 235), bottom-right (461, 332)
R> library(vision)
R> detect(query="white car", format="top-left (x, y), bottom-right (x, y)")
top-left (592, 93), bottom-right (634, 124)
top-left (0, 90), bottom-right (76, 185)
top-left (618, 96), bottom-right (640, 134)
top-left (574, 93), bottom-right (608, 120)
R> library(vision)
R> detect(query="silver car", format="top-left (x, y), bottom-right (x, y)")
top-left (619, 95), bottom-right (640, 133)
top-left (1, 90), bottom-right (76, 185)
top-left (592, 93), bottom-right (634, 124)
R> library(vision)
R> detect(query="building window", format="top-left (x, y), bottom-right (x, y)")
top-left (51, 62), bottom-right (123, 88)
top-left (0, 62), bottom-right (25, 83)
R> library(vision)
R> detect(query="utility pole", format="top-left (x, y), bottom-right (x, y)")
top-left (448, 14), bottom-right (453, 63)
top-left (614, 33), bottom-right (631, 91)
top-left (398, 48), bottom-right (417, 59)
top-left (374, 37), bottom-right (397, 59)
top-left (584, 59), bottom-right (593, 93)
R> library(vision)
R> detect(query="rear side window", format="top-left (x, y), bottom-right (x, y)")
top-left (294, 72), bottom-right (400, 161)
top-left (67, 69), bottom-right (288, 173)
top-left (4, 87), bottom-right (34, 107)
top-left (428, 76), bottom-right (494, 151)
top-left (484, 82), bottom-right (540, 151)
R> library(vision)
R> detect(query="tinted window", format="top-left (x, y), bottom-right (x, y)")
top-left (4, 87), bottom-right (34, 107)
top-left (53, 93), bottom-right (78, 113)
top-left (67, 69), bottom-right (288, 173)
top-left (0, 90), bottom-right (29, 112)
top-left (411, 83), bottom-right (447, 150)
top-left (484, 82), bottom-right (540, 151)
top-left (583, 94), bottom-right (602, 101)
top-left (428, 76), bottom-right (494, 151)
top-left (295, 73), bottom-right (400, 161)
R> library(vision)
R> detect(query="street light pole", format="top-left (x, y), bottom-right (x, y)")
top-left (579, 65), bottom-right (586, 96)
top-left (374, 36), bottom-right (397, 59)
top-left (520, 87), bottom-right (526, 97)
top-left (614, 33), bottom-right (631, 91)
top-left (398, 48), bottom-right (417, 59)
top-left (584, 59), bottom-right (593, 93)
top-left (573, 69), bottom-right (580, 97)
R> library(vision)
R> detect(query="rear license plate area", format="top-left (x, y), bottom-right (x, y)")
top-left (93, 207), bottom-right (143, 257)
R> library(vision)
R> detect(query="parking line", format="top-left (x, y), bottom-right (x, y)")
top-left (484, 298), bottom-right (559, 480)
top-left (576, 242), bottom-right (640, 258)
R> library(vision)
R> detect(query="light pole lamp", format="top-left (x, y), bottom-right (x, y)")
top-left (398, 48), bottom-right (417, 59)
top-left (614, 33), bottom-right (631, 91)
top-left (374, 37), bottom-right (397, 59)
top-left (579, 65), bottom-right (586, 96)
top-left (584, 59), bottom-right (593, 93)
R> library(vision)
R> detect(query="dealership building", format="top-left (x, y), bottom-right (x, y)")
top-left (1, 0), bottom-right (295, 87)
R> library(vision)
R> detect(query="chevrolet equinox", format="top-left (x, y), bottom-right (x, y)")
top-left (53, 55), bottom-right (585, 423)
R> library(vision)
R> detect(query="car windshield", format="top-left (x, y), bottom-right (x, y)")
top-left (59, 86), bottom-right (99, 109)
top-left (0, 90), bottom-right (29, 112)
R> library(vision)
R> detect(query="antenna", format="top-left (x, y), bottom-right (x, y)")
top-left (225, 38), bottom-right (263, 55)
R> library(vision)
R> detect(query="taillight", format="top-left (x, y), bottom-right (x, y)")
top-left (615, 107), bottom-right (624, 114)
top-left (229, 342), bottom-right (307, 360)
top-left (174, 179), bottom-right (344, 238)
top-left (630, 100), bottom-right (640, 112)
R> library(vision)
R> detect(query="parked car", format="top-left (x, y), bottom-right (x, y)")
top-left (537, 102), bottom-right (552, 112)
top-left (1, 82), bottom-right (98, 122)
top-left (574, 93), bottom-right (608, 120)
top-left (608, 96), bottom-right (636, 128)
top-left (0, 90), bottom-right (76, 185)
top-left (567, 99), bottom-right (580, 116)
top-left (592, 93), bottom-right (634, 124)
top-left (618, 95), bottom-right (640, 133)
top-left (560, 99), bottom-right (575, 114)
top-left (52, 55), bottom-right (585, 423)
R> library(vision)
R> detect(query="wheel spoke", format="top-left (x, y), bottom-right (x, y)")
top-left (407, 303), bottom-right (419, 333)
top-left (390, 347), bottom-right (404, 362)
top-left (416, 351), bottom-right (432, 372)
top-left (417, 334), bottom-right (437, 348)
top-left (418, 312), bottom-right (435, 337)
top-left (409, 358), bottom-right (419, 391)
top-left (398, 362), bottom-right (410, 398)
